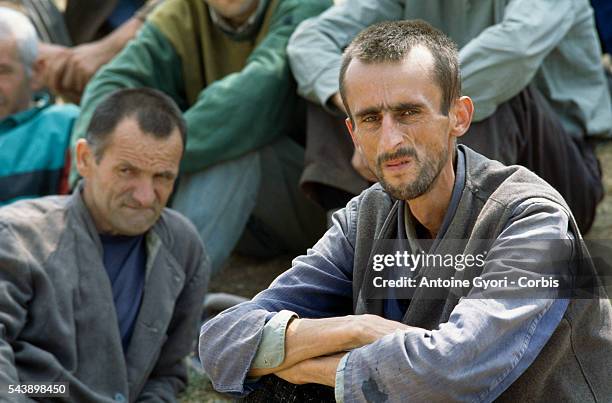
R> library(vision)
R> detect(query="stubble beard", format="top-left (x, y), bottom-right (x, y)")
top-left (377, 143), bottom-right (449, 201)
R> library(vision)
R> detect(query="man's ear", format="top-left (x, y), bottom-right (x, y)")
top-left (449, 96), bottom-right (474, 139)
top-left (75, 139), bottom-right (95, 179)
top-left (29, 58), bottom-right (45, 92)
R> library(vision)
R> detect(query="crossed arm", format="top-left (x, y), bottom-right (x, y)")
top-left (200, 196), bottom-right (574, 401)
top-left (247, 315), bottom-right (413, 386)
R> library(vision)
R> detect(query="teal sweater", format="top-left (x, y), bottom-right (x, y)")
top-left (0, 97), bottom-right (79, 205)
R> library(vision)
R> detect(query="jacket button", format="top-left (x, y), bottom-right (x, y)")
top-left (115, 392), bottom-right (126, 402)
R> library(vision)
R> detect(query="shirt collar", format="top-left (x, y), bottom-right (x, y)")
top-left (435, 146), bottom-right (466, 239)
top-left (208, 0), bottom-right (268, 40)
top-left (0, 93), bottom-right (52, 133)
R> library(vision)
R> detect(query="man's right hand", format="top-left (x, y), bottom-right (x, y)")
top-left (348, 314), bottom-right (413, 346)
top-left (248, 314), bottom-right (413, 378)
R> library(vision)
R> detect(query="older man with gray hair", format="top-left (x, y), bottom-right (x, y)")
top-left (0, 6), bottom-right (79, 205)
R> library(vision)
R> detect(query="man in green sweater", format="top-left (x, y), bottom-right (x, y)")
top-left (72, 0), bottom-right (330, 275)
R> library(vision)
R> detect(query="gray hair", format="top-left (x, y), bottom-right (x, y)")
top-left (0, 7), bottom-right (38, 77)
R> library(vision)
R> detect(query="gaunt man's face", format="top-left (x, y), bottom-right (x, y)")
top-left (343, 46), bottom-right (456, 201)
top-left (0, 38), bottom-right (32, 120)
top-left (77, 117), bottom-right (183, 236)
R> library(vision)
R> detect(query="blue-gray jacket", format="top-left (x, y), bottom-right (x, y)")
top-left (0, 189), bottom-right (209, 402)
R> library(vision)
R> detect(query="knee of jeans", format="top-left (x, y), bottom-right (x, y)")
top-left (173, 153), bottom-right (262, 207)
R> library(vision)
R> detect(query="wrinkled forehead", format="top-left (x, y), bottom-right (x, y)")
top-left (345, 45), bottom-right (437, 87)
top-left (102, 120), bottom-right (184, 173)
top-left (344, 47), bottom-right (442, 110)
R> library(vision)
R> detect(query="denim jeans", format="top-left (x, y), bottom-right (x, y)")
top-left (172, 137), bottom-right (326, 276)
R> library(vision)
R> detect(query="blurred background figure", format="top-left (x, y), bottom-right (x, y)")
top-left (288, 0), bottom-right (612, 234)
top-left (0, 6), bottom-right (78, 205)
top-left (71, 0), bottom-right (331, 277)
top-left (0, 0), bottom-right (163, 103)
top-left (591, 0), bottom-right (612, 56)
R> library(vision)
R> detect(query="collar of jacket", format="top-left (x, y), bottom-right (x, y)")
top-left (0, 93), bottom-right (52, 133)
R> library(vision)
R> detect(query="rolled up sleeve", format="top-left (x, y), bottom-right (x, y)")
top-left (199, 196), bottom-right (359, 395)
top-left (251, 310), bottom-right (298, 369)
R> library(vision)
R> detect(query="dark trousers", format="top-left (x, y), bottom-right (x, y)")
top-left (244, 376), bottom-right (335, 403)
top-left (300, 86), bottom-right (603, 233)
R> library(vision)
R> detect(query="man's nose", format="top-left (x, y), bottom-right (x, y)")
top-left (131, 179), bottom-right (156, 207)
top-left (379, 114), bottom-right (404, 150)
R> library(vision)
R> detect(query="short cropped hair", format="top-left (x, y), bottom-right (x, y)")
top-left (0, 7), bottom-right (38, 77)
top-left (339, 20), bottom-right (461, 117)
top-left (86, 88), bottom-right (187, 161)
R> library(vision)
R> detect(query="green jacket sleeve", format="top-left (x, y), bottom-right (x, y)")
top-left (179, 0), bottom-right (331, 173)
top-left (69, 22), bottom-right (185, 186)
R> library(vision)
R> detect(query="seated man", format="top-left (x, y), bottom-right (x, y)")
top-left (199, 21), bottom-right (612, 402)
top-left (287, 0), bottom-right (612, 234)
top-left (72, 0), bottom-right (331, 276)
top-left (0, 88), bottom-right (209, 402)
top-left (0, 7), bottom-right (79, 205)
top-left (38, 0), bottom-right (165, 103)
top-left (2, 0), bottom-right (164, 102)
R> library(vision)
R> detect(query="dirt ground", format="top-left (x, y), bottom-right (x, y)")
top-left (180, 141), bottom-right (612, 402)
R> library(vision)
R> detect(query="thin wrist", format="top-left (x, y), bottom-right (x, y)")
top-left (102, 18), bottom-right (143, 53)
top-left (345, 315), bottom-right (367, 349)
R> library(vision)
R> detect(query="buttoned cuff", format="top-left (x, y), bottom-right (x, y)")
top-left (334, 352), bottom-right (349, 403)
top-left (251, 310), bottom-right (298, 369)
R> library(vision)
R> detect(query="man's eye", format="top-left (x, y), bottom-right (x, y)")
top-left (118, 168), bottom-right (132, 175)
top-left (363, 115), bottom-right (378, 123)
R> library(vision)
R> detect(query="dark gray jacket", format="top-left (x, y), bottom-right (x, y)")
top-left (350, 146), bottom-right (612, 402)
top-left (0, 190), bottom-right (209, 402)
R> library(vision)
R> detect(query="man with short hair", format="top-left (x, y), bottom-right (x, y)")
top-left (0, 88), bottom-right (209, 402)
top-left (199, 21), bottom-right (612, 402)
top-left (0, 6), bottom-right (79, 205)
top-left (72, 0), bottom-right (331, 276)
top-left (287, 0), bottom-right (611, 234)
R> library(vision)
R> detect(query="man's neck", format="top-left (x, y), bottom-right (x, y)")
top-left (406, 161), bottom-right (455, 239)
top-left (224, 0), bottom-right (260, 28)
